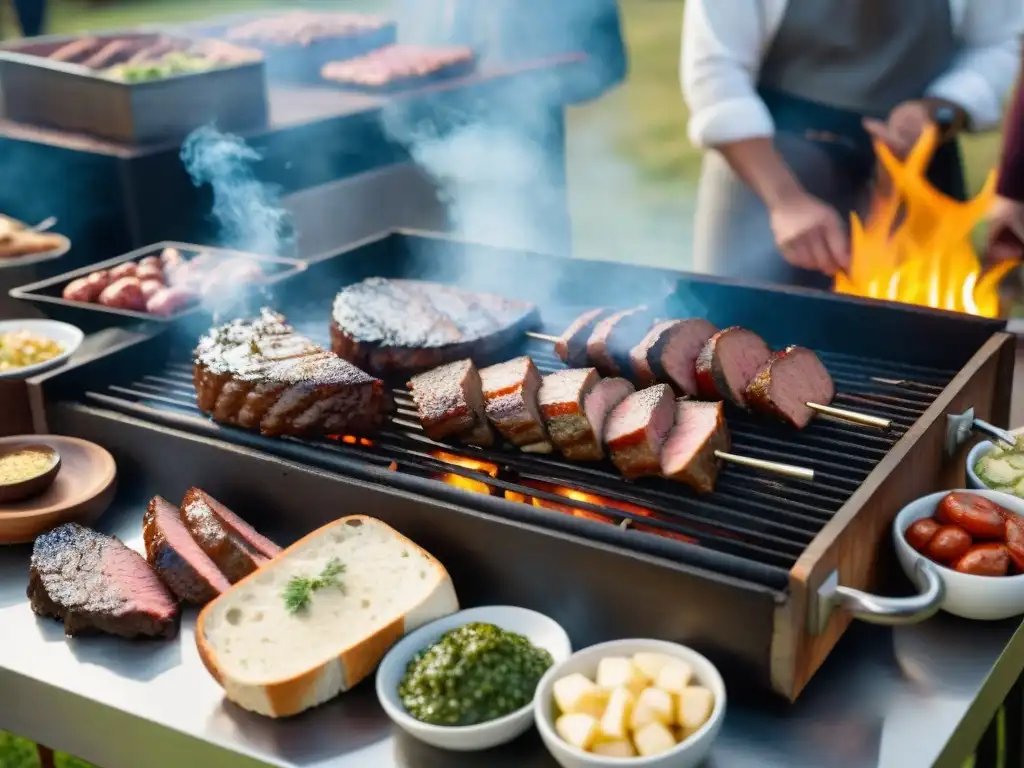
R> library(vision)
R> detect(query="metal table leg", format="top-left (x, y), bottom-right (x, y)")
top-left (1006, 675), bottom-right (1024, 768)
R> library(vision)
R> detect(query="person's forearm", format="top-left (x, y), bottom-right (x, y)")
top-left (998, 68), bottom-right (1024, 202)
top-left (715, 138), bottom-right (804, 209)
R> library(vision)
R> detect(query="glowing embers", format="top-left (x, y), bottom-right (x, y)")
top-left (432, 450), bottom-right (500, 495)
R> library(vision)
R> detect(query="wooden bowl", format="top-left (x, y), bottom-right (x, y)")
top-left (0, 442), bottom-right (61, 503)
top-left (0, 436), bottom-right (116, 544)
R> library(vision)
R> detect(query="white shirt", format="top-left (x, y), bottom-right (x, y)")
top-left (681, 0), bottom-right (1024, 148)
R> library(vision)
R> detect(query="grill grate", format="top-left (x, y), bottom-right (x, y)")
top-left (80, 338), bottom-right (955, 585)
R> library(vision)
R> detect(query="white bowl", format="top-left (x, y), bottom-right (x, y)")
top-left (534, 639), bottom-right (726, 768)
top-left (0, 319), bottom-right (83, 380)
top-left (376, 605), bottom-right (572, 752)
top-left (893, 489), bottom-right (1024, 620)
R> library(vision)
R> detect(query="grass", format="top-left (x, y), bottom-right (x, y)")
top-left (0, 1), bottom-right (1010, 765)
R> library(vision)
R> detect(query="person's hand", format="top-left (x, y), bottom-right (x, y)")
top-left (987, 196), bottom-right (1024, 262)
top-left (862, 100), bottom-right (934, 158)
top-left (768, 191), bottom-right (849, 276)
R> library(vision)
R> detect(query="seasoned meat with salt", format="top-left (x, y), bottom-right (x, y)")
top-left (553, 308), bottom-right (612, 366)
top-left (539, 369), bottom-right (634, 460)
top-left (410, 359), bottom-right (494, 446)
top-left (630, 318), bottom-right (719, 395)
top-left (604, 384), bottom-right (675, 478)
top-left (143, 496), bottom-right (231, 605)
top-left (746, 346), bottom-right (835, 428)
top-left (480, 356), bottom-right (551, 452)
top-left (661, 400), bottom-right (730, 493)
top-left (695, 327), bottom-right (771, 408)
top-left (181, 488), bottom-right (280, 583)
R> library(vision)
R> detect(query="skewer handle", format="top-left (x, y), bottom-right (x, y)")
top-left (526, 331), bottom-right (559, 344)
top-left (715, 450), bottom-right (814, 481)
top-left (807, 402), bottom-right (892, 430)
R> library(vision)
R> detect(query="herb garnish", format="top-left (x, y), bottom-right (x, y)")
top-left (283, 558), bottom-right (346, 614)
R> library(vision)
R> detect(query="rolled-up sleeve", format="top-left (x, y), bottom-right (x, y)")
top-left (681, 0), bottom-right (775, 148)
top-left (926, 0), bottom-right (1024, 132)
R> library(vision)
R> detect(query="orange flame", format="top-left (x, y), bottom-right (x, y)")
top-left (331, 435), bottom-right (375, 447)
top-left (834, 124), bottom-right (1018, 316)
top-left (431, 450), bottom-right (500, 495)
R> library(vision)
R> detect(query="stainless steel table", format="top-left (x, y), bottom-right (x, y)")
top-left (1, 494), bottom-right (1022, 768)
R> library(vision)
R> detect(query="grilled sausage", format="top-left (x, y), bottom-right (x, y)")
top-left (62, 277), bottom-right (104, 303)
top-left (139, 255), bottom-right (163, 271)
top-left (1006, 541), bottom-right (1024, 572)
top-left (935, 492), bottom-right (1005, 540)
top-left (140, 279), bottom-right (164, 302)
top-left (136, 263), bottom-right (165, 283)
top-left (954, 543), bottom-right (1010, 577)
top-left (86, 270), bottom-right (112, 290)
top-left (160, 247), bottom-right (186, 273)
top-left (109, 262), bottom-right (138, 280)
top-left (922, 525), bottom-right (972, 565)
top-left (81, 39), bottom-right (142, 69)
top-left (98, 277), bottom-right (146, 311)
top-left (146, 287), bottom-right (196, 317)
top-left (905, 518), bottom-right (941, 552)
top-left (49, 37), bottom-right (101, 63)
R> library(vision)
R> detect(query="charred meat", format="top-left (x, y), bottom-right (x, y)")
top-left (410, 359), bottom-right (494, 446)
top-left (554, 308), bottom-right (612, 366)
top-left (480, 356), bottom-right (551, 452)
top-left (194, 308), bottom-right (390, 437)
top-left (143, 496), bottom-right (231, 605)
top-left (539, 368), bottom-right (635, 461)
top-left (330, 278), bottom-right (539, 377)
top-left (661, 400), bottom-right (730, 493)
top-left (695, 327), bottom-right (771, 408)
top-left (604, 384), bottom-right (676, 479)
top-left (180, 488), bottom-right (279, 583)
top-left (28, 523), bottom-right (179, 639)
top-left (587, 306), bottom-right (655, 377)
top-left (746, 346), bottom-right (835, 428)
top-left (322, 44), bottom-right (475, 88)
top-left (632, 318), bottom-right (719, 395)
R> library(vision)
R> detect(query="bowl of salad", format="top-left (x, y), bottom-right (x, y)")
top-left (968, 434), bottom-right (1024, 497)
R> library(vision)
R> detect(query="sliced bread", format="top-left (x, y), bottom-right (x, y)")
top-left (195, 515), bottom-right (459, 718)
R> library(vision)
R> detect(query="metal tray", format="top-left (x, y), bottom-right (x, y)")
top-left (8, 240), bottom-right (306, 333)
top-left (0, 33), bottom-right (269, 145)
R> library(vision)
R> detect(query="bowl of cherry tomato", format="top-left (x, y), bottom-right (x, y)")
top-left (893, 489), bottom-right (1024, 620)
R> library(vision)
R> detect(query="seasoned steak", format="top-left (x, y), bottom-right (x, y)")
top-left (180, 488), bottom-right (279, 583)
top-left (410, 359), bottom-right (494, 446)
top-left (661, 400), bottom-right (730, 493)
top-left (587, 306), bottom-right (655, 376)
top-left (554, 308), bottom-right (612, 366)
top-left (746, 346), bottom-right (835, 428)
top-left (632, 318), bottom-right (719, 395)
top-left (695, 327), bottom-right (771, 408)
top-left (28, 523), bottom-right (179, 639)
top-left (194, 308), bottom-right (390, 437)
top-left (539, 369), bottom-right (635, 460)
top-left (143, 496), bottom-right (231, 605)
top-left (480, 356), bottom-right (552, 452)
top-left (329, 278), bottom-right (539, 377)
top-left (604, 384), bottom-right (675, 479)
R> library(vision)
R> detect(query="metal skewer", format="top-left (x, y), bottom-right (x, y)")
top-left (714, 451), bottom-right (814, 481)
top-left (526, 331), bottom-right (891, 431)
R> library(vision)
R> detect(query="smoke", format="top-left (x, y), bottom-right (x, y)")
top-left (180, 125), bottom-right (293, 258)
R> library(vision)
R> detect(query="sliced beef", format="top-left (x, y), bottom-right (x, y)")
top-left (587, 306), bottom-right (655, 376)
top-left (633, 318), bottom-right (719, 395)
top-left (746, 346), bottom-right (836, 428)
top-left (409, 359), bottom-right (494, 446)
top-left (629, 320), bottom-right (678, 386)
top-left (604, 384), bottom-right (676, 479)
top-left (480, 356), bottom-right (552, 452)
top-left (540, 369), bottom-right (636, 460)
top-left (180, 488), bottom-right (279, 582)
top-left (143, 496), bottom-right (232, 605)
top-left (695, 327), bottom-right (771, 408)
top-left (194, 308), bottom-right (391, 437)
top-left (27, 523), bottom-right (179, 639)
top-left (49, 37), bottom-right (102, 63)
top-left (661, 400), bottom-right (730, 493)
top-left (554, 308), bottom-right (612, 366)
top-left (329, 278), bottom-right (539, 377)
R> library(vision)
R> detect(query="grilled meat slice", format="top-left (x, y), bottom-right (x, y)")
top-left (746, 346), bottom-right (835, 428)
top-left (181, 488), bottom-right (279, 582)
top-left (143, 496), bottom-right (231, 605)
top-left (631, 318), bottom-right (719, 395)
top-left (194, 308), bottom-right (390, 437)
top-left (330, 278), bottom-right (539, 377)
top-left (480, 356), bottom-right (552, 452)
top-left (587, 306), bottom-right (655, 376)
top-left (409, 359), bottom-right (494, 446)
top-left (28, 523), bottom-right (179, 639)
top-left (554, 308), bottom-right (612, 366)
top-left (695, 327), bottom-right (771, 408)
top-left (49, 37), bottom-right (102, 63)
top-left (661, 400), bottom-right (730, 493)
top-left (539, 369), bottom-right (635, 460)
top-left (604, 384), bottom-right (676, 478)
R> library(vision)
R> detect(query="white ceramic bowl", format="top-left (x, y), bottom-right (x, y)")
top-left (0, 319), bottom-right (83, 380)
top-left (376, 606), bottom-right (572, 752)
top-left (968, 440), bottom-right (1000, 491)
top-left (893, 489), bottom-right (1024, 620)
top-left (534, 639), bottom-right (726, 768)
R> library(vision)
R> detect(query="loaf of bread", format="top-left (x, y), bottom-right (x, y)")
top-left (195, 515), bottom-right (459, 717)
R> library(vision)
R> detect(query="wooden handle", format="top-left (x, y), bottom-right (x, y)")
top-left (807, 402), bottom-right (892, 430)
top-left (715, 450), bottom-right (815, 481)
top-left (526, 331), bottom-right (559, 344)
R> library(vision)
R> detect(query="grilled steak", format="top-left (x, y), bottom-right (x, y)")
top-left (181, 488), bottom-right (279, 582)
top-left (746, 346), bottom-right (835, 428)
top-left (554, 308), bottom-right (612, 366)
top-left (539, 369), bottom-right (635, 460)
top-left (143, 496), bottom-right (231, 605)
top-left (604, 384), bottom-right (675, 479)
top-left (695, 327), bottom-right (771, 408)
top-left (410, 359), bottom-right (494, 446)
top-left (587, 306), bottom-right (655, 376)
top-left (28, 523), bottom-right (179, 639)
top-left (480, 356), bottom-right (552, 452)
top-left (194, 308), bottom-right (390, 437)
top-left (330, 278), bottom-right (539, 377)
top-left (661, 400), bottom-right (730, 493)
top-left (631, 318), bottom-right (719, 395)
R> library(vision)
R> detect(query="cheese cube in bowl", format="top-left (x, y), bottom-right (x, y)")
top-left (534, 639), bottom-right (726, 768)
